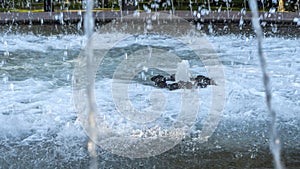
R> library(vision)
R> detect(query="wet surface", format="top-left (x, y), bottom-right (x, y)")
top-left (0, 30), bottom-right (299, 168)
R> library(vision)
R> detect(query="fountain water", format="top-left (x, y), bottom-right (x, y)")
top-left (0, 0), bottom-right (300, 168)
top-left (175, 60), bottom-right (191, 82)
top-left (83, 0), bottom-right (98, 168)
top-left (249, 0), bottom-right (284, 168)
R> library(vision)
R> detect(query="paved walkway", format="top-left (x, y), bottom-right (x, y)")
top-left (0, 10), bottom-right (299, 25)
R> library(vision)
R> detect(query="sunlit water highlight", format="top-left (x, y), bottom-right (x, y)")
top-left (0, 33), bottom-right (299, 168)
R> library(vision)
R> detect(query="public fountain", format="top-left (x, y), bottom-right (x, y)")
top-left (0, 0), bottom-right (299, 168)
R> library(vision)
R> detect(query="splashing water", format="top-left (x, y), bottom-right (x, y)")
top-left (0, 1), bottom-right (296, 168)
top-left (248, 0), bottom-right (284, 169)
top-left (0, 32), bottom-right (299, 168)
top-left (175, 60), bottom-right (190, 82)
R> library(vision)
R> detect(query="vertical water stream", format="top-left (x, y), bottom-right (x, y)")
top-left (248, 0), bottom-right (284, 168)
top-left (84, 0), bottom-right (98, 168)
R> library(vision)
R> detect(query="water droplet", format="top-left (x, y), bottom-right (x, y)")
top-left (193, 11), bottom-right (197, 17)
top-left (218, 6), bottom-right (222, 13)
top-left (141, 71), bottom-right (146, 81)
top-left (146, 19), bottom-right (153, 30)
top-left (200, 9), bottom-right (207, 16)
top-left (10, 83), bottom-right (14, 92)
top-left (143, 66), bottom-right (148, 72)
top-left (269, 7), bottom-right (276, 14)
top-left (150, 3), bottom-right (159, 9)
top-left (223, 25), bottom-right (228, 31)
top-left (241, 8), bottom-right (246, 15)
top-left (4, 51), bottom-right (9, 56)
top-left (77, 21), bottom-right (82, 30)
top-left (271, 24), bottom-right (278, 33)
top-left (208, 24), bottom-right (213, 34)
top-left (294, 90), bottom-right (298, 94)
top-left (197, 22), bottom-right (202, 30)
top-left (143, 5), bottom-right (151, 13)
top-left (0, 60), bottom-right (5, 67)
top-left (234, 152), bottom-right (243, 158)
top-left (239, 17), bottom-right (244, 30)
top-left (54, 116), bottom-right (61, 122)
top-left (215, 145), bottom-right (222, 149)
top-left (3, 76), bottom-right (8, 83)
top-left (133, 10), bottom-right (140, 17)
top-left (175, 60), bottom-right (190, 82)
top-left (261, 21), bottom-right (267, 27)
top-left (59, 12), bottom-right (64, 24)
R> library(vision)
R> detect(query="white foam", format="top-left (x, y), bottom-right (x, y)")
top-left (0, 34), bottom-right (84, 53)
top-left (0, 34), bottom-right (299, 144)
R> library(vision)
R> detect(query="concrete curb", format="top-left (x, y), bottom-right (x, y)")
top-left (0, 10), bottom-right (299, 25)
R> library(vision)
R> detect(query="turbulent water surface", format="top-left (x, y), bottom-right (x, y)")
top-left (0, 33), bottom-right (299, 168)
